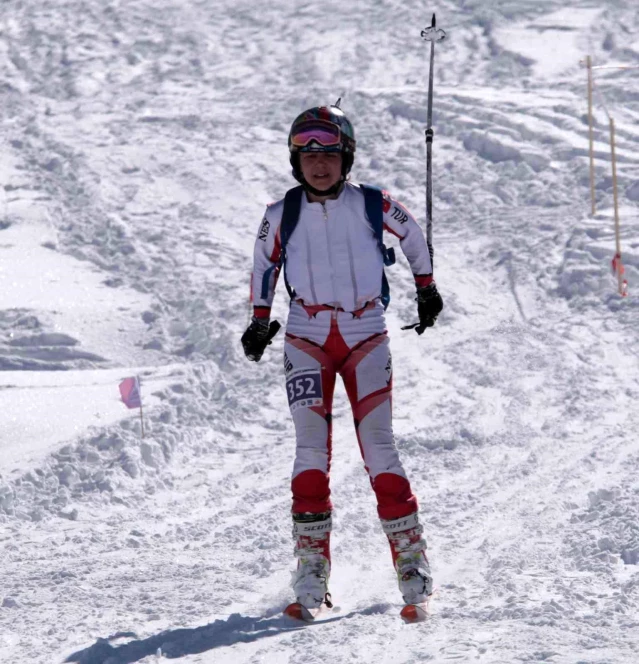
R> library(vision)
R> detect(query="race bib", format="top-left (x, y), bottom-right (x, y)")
top-left (286, 368), bottom-right (323, 412)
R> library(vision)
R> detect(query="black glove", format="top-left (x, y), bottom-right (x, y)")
top-left (241, 317), bottom-right (281, 362)
top-left (402, 283), bottom-right (443, 335)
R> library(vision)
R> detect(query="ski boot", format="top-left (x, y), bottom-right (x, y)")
top-left (382, 512), bottom-right (433, 621)
top-left (284, 511), bottom-right (333, 621)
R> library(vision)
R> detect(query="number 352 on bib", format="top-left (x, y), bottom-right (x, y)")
top-left (286, 368), bottom-right (323, 412)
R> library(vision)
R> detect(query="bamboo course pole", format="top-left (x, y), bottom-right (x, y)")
top-left (586, 55), bottom-right (596, 216)
top-left (583, 56), bottom-right (633, 296)
top-left (608, 118), bottom-right (625, 297)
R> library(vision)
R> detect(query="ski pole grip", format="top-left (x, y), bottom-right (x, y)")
top-left (266, 320), bottom-right (282, 342)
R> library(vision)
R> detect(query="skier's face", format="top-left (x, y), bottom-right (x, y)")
top-left (299, 152), bottom-right (342, 191)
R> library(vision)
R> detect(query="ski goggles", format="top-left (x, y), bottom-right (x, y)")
top-left (290, 119), bottom-right (342, 150)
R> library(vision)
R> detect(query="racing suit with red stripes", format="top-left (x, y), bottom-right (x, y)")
top-left (250, 182), bottom-right (434, 523)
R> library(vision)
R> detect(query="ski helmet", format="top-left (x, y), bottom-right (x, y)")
top-left (288, 104), bottom-right (356, 187)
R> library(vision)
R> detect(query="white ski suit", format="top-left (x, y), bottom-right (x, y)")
top-left (250, 182), bottom-right (434, 521)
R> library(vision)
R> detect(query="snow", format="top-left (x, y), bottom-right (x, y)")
top-left (0, 222), bottom-right (151, 363)
top-left (493, 8), bottom-right (603, 79)
top-left (1, 0), bottom-right (639, 663)
top-left (0, 366), bottom-right (178, 475)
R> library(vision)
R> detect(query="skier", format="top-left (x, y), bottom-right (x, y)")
top-left (241, 104), bottom-right (443, 616)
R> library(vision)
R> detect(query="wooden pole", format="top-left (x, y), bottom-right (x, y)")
top-left (587, 55), bottom-right (596, 216)
top-left (609, 118), bottom-right (624, 296)
top-left (592, 64), bottom-right (639, 71)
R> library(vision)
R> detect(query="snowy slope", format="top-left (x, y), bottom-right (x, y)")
top-left (1, 1), bottom-right (638, 663)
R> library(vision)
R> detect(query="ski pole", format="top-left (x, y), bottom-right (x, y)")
top-left (421, 14), bottom-right (446, 258)
top-left (402, 14), bottom-right (446, 333)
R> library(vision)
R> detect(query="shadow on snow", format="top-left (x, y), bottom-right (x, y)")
top-left (62, 608), bottom-right (358, 663)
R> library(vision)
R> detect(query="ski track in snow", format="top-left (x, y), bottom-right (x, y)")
top-left (1, 0), bottom-right (639, 662)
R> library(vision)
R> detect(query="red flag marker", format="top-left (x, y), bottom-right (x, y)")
top-left (119, 376), bottom-right (145, 437)
top-left (119, 376), bottom-right (141, 408)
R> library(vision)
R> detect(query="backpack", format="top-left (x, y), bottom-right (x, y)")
top-left (260, 184), bottom-right (396, 310)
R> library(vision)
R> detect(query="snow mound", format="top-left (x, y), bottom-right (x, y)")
top-left (462, 130), bottom-right (550, 172)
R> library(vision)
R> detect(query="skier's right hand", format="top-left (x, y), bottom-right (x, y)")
top-left (241, 317), bottom-right (281, 362)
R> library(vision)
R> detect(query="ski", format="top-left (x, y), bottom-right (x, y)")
top-left (284, 600), bottom-right (428, 623)
top-left (400, 603), bottom-right (429, 623)
top-left (283, 602), bottom-right (322, 622)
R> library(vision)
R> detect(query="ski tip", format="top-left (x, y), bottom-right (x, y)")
top-left (400, 603), bottom-right (429, 623)
top-left (284, 602), bottom-right (317, 622)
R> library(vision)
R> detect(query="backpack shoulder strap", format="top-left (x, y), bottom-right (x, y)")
top-left (260, 185), bottom-right (304, 302)
top-left (359, 184), bottom-right (396, 267)
top-left (359, 184), bottom-right (395, 310)
top-left (280, 186), bottom-right (304, 300)
top-left (280, 185), bottom-right (304, 255)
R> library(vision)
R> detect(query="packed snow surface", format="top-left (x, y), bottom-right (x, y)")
top-left (1, 1), bottom-right (638, 663)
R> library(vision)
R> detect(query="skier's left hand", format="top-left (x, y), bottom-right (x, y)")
top-left (402, 283), bottom-right (443, 334)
